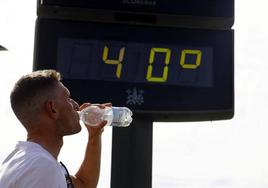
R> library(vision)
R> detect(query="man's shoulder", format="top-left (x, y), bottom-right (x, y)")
top-left (16, 153), bottom-right (66, 187)
top-left (0, 142), bottom-right (66, 188)
top-left (1, 141), bottom-right (60, 176)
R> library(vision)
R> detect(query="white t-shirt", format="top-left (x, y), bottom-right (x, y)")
top-left (0, 141), bottom-right (67, 188)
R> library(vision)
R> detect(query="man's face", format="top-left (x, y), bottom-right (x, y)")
top-left (54, 82), bottom-right (81, 136)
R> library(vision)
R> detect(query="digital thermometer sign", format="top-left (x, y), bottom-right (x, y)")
top-left (57, 39), bottom-right (213, 87)
top-left (33, 18), bottom-right (234, 121)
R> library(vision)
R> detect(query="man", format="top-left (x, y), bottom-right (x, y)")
top-left (0, 69), bottom-right (111, 188)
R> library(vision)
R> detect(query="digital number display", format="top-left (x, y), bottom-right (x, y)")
top-left (33, 18), bottom-right (234, 121)
top-left (57, 39), bottom-right (213, 87)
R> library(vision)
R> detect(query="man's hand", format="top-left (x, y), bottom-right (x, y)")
top-left (79, 102), bottom-right (112, 138)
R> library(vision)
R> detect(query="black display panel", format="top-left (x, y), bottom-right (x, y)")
top-left (40, 0), bottom-right (234, 18)
top-left (57, 39), bottom-right (213, 87)
top-left (33, 18), bottom-right (234, 121)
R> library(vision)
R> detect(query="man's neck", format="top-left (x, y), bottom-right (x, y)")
top-left (27, 132), bottom-right (63, 160)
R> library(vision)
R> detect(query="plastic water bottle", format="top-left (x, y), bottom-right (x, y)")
top-left (79, 106), bottom-right (133, 127)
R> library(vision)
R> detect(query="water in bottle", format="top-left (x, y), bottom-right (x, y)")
top-left (108, 107), bottom-right (133, 127)
top-left (79, 106), bottom-right (133, 127)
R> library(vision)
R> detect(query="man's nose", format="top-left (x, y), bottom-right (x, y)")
top-left (72, 99), bottom-right (79, 111)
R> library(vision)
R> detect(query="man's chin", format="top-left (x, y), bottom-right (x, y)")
top-left (65, 125), bottom-right (82, 136)
top-left (73, 125), bottom-right (82, 134)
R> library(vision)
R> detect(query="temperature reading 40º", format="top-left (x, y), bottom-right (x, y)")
top-left (102, 45), bottom-right (202, 83)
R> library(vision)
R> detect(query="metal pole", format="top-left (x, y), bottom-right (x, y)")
top-left (111, 117), bottom-right (153, 188)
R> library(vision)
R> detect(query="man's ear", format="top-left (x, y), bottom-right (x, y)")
top-left (45, 100), bottom-right (58, 119)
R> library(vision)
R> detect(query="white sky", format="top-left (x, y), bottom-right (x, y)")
top-left (1, 0), bottom-right (268, 187)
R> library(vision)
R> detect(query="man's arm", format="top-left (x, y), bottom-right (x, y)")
top-left (71, 103), bottom-right (111, 188)
top-left (71, 125), bottom-right (104, 188)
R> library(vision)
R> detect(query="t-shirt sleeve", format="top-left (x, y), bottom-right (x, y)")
top-left (18, 157), bottom-right (67, 188)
